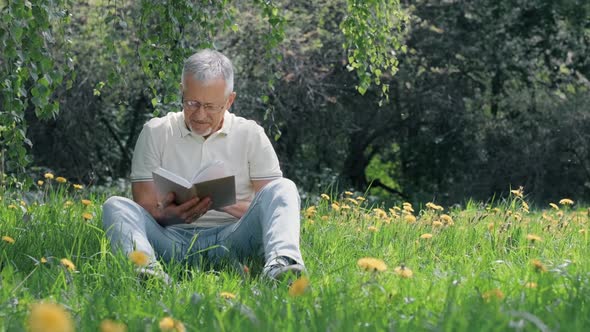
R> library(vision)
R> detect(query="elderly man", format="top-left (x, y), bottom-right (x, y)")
top-left (102, 49), bottom-right (305, 283)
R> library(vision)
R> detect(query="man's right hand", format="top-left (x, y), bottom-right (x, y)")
top-left (156, 192), bottom-right (212, 225)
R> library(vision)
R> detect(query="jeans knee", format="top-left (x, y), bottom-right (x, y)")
top-left (102, 196), bottom-right (135, 228)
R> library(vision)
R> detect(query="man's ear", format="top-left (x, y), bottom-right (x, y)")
top-left (226, 91), bottom-right (237, 109)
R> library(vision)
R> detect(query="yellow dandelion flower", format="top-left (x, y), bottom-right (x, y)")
top-left (432, 220), bottom-right (443, 227)
top-left (81, 199), bottom-right (92, 206)
top-left (531, 259), bottom-right (547, 273)
top-left (56, 177), bottom-right (67, 184)
top-left (425, 202), bottom-right (444, 211)
top-left (549, 203), bottom-right (559, 210)
top-left (8, 204), bottom-right (17, 210)
top-left (559, 198), bottom-right (574, 206)
top-left (482, 288), bottom-right (504, 302)
top-left (82, 212), bottom-right (93, 220)
top-left (522, 201), bottom-right (530, 213)
top-left (288, 276), bottom-right (310, 297)
top-left (73, 184), bottom-right (83, 190)
top-left (356, 196), bottom-right (366, 202)
top-left (420, 233), bottom-right (433, 239)
top-left (404, 214), bottom-right (417, 223)
top-left (331, 203), bottom-right (340, 211)
top-left (394, 265), bottom-right (413, 278)
top-left (64, 201), bottom-right (74, 207)
top-left (128, 251), bottom-right (149, 266)
top-left (344, 191), bottom-right (354, 196)
top-left (2, 235), bottom-right (15, 244)
top-left (100, 319), bottom-right (127, 332)
top-left (37, 180), bottom-right (44, 186)
top-left (403, 204), bottom-right (414, 213)
top-left (526, 234), bottom-right (542, 243)
top-left (159, 317), bottom-right (175, 331)
top-left (524, 282), bottom-right (537, 289)
top-left (44, 173), bottom-right (54, 180)
top-left (60, 258), bottom-right (76, 271)
top-left (28, 302), bottom-right (74, 332)
top-left (440, 214), bottom-right (453, 224)
top-left (510, 187), bottom-right (524, 198)
top-left (41, 257), bottom-right (48, 264)
top-left (367, 226), bottom-right (378, 233)
top-left (373, 208), bottom-right (388, 219)
top-left (345, 197), bottom-right (359, 205)
top-left (219, 291), bottom-right (236, 300)
top-left (173, 321), bottom-right (186, 332)
top-left (20, 200), bottom-right (27, 207)
top-left (357, 257), bottom-right (387, 272)
top-left (320, 193), bottom-right (330, 200)
top-left (305, 206), bottom-right (317, 218)
top-left (340, 204), bottom-right (351, 210)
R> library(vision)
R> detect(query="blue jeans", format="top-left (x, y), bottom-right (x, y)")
top-left (102, 178), bottom-right (304, 268)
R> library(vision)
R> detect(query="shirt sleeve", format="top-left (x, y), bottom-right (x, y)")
top-left (248, 125), bottom-right (283, 180)
top-left (130, 123), bottom-right (161, 182)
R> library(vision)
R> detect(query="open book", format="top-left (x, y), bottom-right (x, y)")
top-left (152, 161), bottom-right (236, 210)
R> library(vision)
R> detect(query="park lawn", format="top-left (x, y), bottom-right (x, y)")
top-left (1, 182), bottom-right (589, 331)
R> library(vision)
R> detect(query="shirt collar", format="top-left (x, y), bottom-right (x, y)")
top-left (177, 111), bottom-right (234, 138)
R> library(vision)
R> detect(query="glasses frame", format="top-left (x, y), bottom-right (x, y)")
top-left (181, 96), bottom-right (227, 114)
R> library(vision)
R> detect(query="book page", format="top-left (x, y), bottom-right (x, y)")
top-left (152, 167), bottom-right (196, 204)
top-left (192, 160), bottom-right (230, 184)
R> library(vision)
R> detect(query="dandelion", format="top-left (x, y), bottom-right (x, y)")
top-left (288, 276), bottom-right (310, 297)
top-left (510, 187), bottom-right (524, 198)
top-left (320, 193), bottom-right (330, 200)
top-left (440, 214), bottom-right (453, 224)
top-left (524, 282), bottom-right (537, 289)
top-left (129, 251), bottom-right (149, 266)
top-left (531, 259), bottom-right (547, 273)
top-left (356, 196), bottom-right (366, 202)
top-left (522, 201), bottom-right (530, 213)
top-left (420, 233), bottom-right (433, 239)
top-left (82, 212), bottom-right (93, 220)
top-left (44, 173), bottom-right (55, 180)
top-left (158, 317), bottom-right (185, 332)
top-left (340, 204), bottom-right (351, 210)
top-left (549, 203), bottom-right (559, 210)
top-left (344, 191), bottom-right (353, 196)
top-left (402, 203), bottom-right (414, 213)
top-left (482, 288), bottom-right (504, 302)
top-left (404, 214), bottom-right (417, 223)
top-left (81, 199), bottom-right (92, 206)
top-left (357, 257), bottom-right (387, 272)
top-left (73, 184), bottom-right (84, 190)
top-left (100, 319), bottom-right (127, 332)
top-left (64, 201), bottom-right (74, 207)
top-left (394, 265), bottom-right (413, 278)
top-left (526, 234), bottom-right (542, 243)
top-left (41, 257), bottom-right (48, 264)
top-left (367, 226), bottom-right (378, 233)
top-left (56, 177), bottom-right (67, 184)
top-left (331, 203), bottom-right (340, 211)
top-left (345, 197), bottom-right (359, 205)
top-left (305, 206), bottom-right (317, 218)
top-left (7, 204), bottom-right (17, 209)
top-left (2, 235), bottom-right (15, 244)
top-left (28, 302), bottom-right (74, 332)
top-left (37, 180), bottom-right (44, 186)
top-left (219, 291), bottom-right (236, 300)
top-left (559, 198), bottom-right (574, 206)
top-left (426, 202), bottom-right (444, 211)
top-left (373, 208), bottom-right (388, 219)
top-left (432, 220), bottom-right (443, 227)
top-left (60, 258), bottom-right (76, 271)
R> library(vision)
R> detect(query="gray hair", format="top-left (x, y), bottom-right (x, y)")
top-left (182, 49), bottom-right (234, 96)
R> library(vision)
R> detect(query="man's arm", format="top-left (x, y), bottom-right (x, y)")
top-left (132, 181), bottom-right (211, 226)
top-left (221, 178), bottom-right (277, 218)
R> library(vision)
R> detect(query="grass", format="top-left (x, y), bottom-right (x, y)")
top-left (1, 181), bottom-right (589, 331)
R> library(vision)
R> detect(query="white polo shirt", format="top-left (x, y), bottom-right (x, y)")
top-left (130, 111), bottom-right (283, 227)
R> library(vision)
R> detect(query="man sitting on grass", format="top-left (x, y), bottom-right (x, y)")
top-left (101, 49), bottom-right (305, 284)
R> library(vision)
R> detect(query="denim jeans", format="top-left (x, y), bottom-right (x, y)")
top-left (101, 178), bottom-right (304, 268)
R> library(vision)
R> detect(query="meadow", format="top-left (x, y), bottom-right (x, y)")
top-left (1, 177), bottom-right (589, 331)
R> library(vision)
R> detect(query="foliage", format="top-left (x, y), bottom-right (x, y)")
top-left (1, 187), bottom-right (590, 330)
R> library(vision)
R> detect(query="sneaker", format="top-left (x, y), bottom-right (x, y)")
top-left (263, 256), bottom-right (306, 283)
top-left (135, 263), bottom-right (172, 285)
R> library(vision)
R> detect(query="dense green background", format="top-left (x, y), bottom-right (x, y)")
top-left (1, 0), bottom-right (589, 206)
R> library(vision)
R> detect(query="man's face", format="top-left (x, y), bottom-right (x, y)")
top-left (181, 75), bottom-right (235, 137)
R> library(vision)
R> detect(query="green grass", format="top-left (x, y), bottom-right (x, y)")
top-left (1, 181), bottom-right (590, 331)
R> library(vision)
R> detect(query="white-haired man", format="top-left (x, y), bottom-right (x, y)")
top-left (102, 49), bottom-right (305, 283)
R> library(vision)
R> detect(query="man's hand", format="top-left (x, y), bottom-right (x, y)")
top-left (156, 192), bottom-right (212, 225)
top-left (132, 181), bottom-right (211, 226)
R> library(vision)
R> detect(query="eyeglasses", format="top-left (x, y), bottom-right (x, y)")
top-left (182, 97), bottom-right (226, 114)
